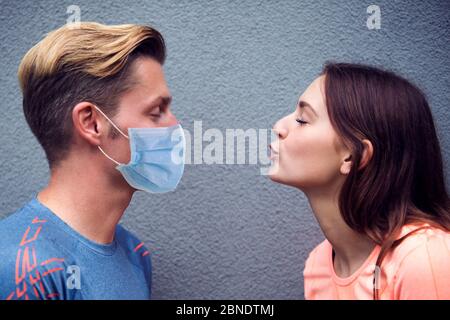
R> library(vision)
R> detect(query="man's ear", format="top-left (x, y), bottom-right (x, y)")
top-left (339, 139), bottom-right (373, 175)
top-left (72, 102), bottom-right (105, 146)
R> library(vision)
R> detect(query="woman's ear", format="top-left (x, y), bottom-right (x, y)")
top-left (340, 154), bottom-right (352, 175)
top-left (339, 139), bottom-right (373, 175)
top-left (359, 139), bottom-right (374, 170)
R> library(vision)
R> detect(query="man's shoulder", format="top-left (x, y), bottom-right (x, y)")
top-left (0, 199), bottom-right (43, 251)
top-left (0, 199), bottom-right (79, 300)
top-left (115, 224), bottom-right (152, 272)
top-left (116, 224), bottom-right (150, 255)
top-left (0, 201), bottom-right (33, 231)
top-left (0, 199), bottom-right (76, 254)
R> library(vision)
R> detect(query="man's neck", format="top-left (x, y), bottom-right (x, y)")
top-left (37, 161), bottom-right (134, 244)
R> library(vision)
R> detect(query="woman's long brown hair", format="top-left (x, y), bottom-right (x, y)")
top-left (322, 63), bottom-right (450, 299)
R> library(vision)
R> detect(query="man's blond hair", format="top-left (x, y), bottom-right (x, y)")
top-left (18, 22), bottom-right (166, 167)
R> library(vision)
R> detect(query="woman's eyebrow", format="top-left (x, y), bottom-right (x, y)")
top-left (298, 100), bottom-right (318, 117)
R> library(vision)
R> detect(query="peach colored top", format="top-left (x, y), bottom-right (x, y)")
top-left (304, 224), bottom-right (450, 300)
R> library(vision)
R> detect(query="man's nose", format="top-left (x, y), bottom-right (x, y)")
top-left (164, 110), bottom-right (179, 126)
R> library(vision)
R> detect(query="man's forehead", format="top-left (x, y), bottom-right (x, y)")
top-left (128, 57), bottom-right (171, 101)
top-left (131, 56), bottom-right (166, 83)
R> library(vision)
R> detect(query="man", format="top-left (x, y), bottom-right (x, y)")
top-left (0, 22), bottom-right (185, 300)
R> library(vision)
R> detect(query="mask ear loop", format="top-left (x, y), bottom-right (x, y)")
top-left (93, 105), bottom-right (129, 139)
top-left (93, 105), bottom-right (129, 166)
top-left (98, 146), bottom-right (122, 166)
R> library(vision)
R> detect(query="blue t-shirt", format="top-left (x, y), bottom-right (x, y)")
top-left (0, 196), bottom-right (152, 300)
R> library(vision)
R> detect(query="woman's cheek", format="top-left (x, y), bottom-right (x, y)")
top-left (278, 132), bottom-right (315, 185)
top-left (282, 127), bottom-right (341, 187)
top-left (307, 129), bottom-right (343, 184)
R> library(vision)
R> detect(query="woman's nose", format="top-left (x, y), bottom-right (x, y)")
top-left (273, 119), bottom-right (288, 139)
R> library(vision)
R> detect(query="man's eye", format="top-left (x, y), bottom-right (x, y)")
top-left (150, 107), bottom-right (162, 117)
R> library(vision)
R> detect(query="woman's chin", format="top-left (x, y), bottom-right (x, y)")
top-left (268, 173), bottom-right (280, 183)
top-left (268, 165), bottom-right (288, 185)
top-left (268, 168), bottom-right (307, 191)
top-left (267, 163), bottom-right (281, 181)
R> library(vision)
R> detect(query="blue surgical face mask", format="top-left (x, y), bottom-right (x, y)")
top-left (94, 106), bottom-right (185, 193)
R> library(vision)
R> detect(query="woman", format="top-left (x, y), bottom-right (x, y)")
top-left (269, 63), bottom-right (450, 299)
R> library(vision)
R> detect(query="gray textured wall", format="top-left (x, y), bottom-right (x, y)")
top-left (0, 0), bottom-right (449, 299)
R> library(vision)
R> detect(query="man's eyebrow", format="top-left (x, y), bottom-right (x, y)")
top-left (161, 96), bottom-right (172, 105)
top-left (145, 96), bottom-right (172, 109)
top-left (298, 100), bottom-right (318, 117)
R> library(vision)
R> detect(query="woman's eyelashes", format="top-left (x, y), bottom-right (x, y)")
top-left (295, 108), bottom-right (308, 126)
top-left (296, 117), bottom-right (308, 125)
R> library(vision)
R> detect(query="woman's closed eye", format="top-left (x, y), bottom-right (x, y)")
top-left (296, 117), bottom-right (308, 125)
